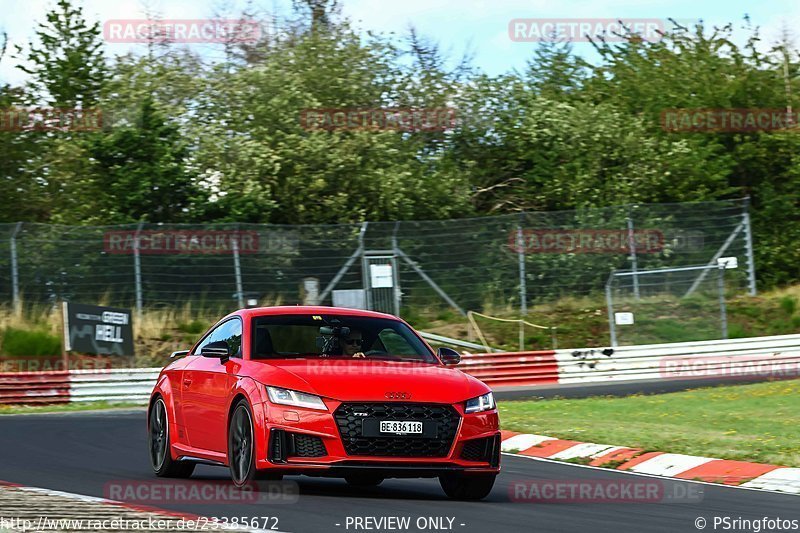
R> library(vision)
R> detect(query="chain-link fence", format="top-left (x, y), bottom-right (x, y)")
top-left (607, 264), bottom-right (735, 346)
top-left (0, 199), bottom-right (756, 334)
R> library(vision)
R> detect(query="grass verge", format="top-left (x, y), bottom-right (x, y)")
top-left (0, 401), bottom-right (145, 415)
top-left (498, 379), bottom-right (800, 467)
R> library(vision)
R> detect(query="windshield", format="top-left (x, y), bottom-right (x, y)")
top-left (250, 314), bottom-right (437, 363)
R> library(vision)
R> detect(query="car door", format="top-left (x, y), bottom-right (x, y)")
top-left (181, 318), bottom-right (243, 454)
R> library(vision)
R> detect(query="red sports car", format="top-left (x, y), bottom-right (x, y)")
top-left (148, 306), bottom-right (500, 500)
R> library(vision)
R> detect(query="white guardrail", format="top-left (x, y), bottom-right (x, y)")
top-left (69, 369), bottom-right (160, 403)
top-left (3, 334), bottom-right (800, 403)
top-left (555, 333), bottom-right (800, 385)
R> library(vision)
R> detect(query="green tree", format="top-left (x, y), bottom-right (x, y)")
top-left (14, 0), bottom-right (107, 107)
top-left (73, 97), bottom-right (201, 223)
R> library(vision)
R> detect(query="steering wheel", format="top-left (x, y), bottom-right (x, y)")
top-left (363, 349), bottom-right (390, 357)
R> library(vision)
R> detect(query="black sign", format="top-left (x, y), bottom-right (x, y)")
top-left (63, 302), bottom-right (135, 356)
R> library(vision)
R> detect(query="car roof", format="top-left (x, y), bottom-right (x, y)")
top-left (236, 306), bottom-right (401, 321)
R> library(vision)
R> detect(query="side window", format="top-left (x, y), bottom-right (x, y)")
top-left (193, 319), bottom-right (243, 357)
top-left (378, 328), bottom-right (417, 355)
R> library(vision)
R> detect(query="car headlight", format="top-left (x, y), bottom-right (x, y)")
top-left (266, 386), bottom-right (328, 411)
top-left (465, 392), bottom-right (495, 413)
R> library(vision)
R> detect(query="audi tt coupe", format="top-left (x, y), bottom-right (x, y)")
top-left (147, 306), bottom-right (500, 500)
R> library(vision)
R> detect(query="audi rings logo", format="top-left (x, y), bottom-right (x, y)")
top-left (385, 392), bottom-right (411, 400)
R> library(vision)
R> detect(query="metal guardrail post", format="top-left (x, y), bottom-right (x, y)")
top-left (391, 221), bottom-right (401, 316)
top-left (606, 272), bottom-right (618, 347)
top-left (719, 264), bottom-right (728, 339)
top-left (232, 227), bottom-right (245, 309)
top-left (742, 197), bottom-right (757, 296)
top-left (10, 222), bottom-right (22, 313)
top-left (626, 214), bottom-right (640, 300)
top-left (517, 214), bottom-right (527, 350)
top-left (133, 222), bottom-right (144, 318)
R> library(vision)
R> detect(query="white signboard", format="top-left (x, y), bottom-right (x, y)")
top-left (614, 312), bottom-right (635, 326)
top-left (332, 289), bottom-right (367, 310)
top-left (717, 256), bottom-right (738, 269)
top-left (370, 264), bottom-right (394, 288)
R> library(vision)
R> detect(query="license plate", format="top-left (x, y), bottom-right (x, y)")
top-left (379, 420), bottom-right (423, 435)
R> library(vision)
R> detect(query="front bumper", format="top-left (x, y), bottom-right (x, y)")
top-left (255, 399), bottom-right (501, 477)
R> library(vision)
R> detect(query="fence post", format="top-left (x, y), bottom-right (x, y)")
top-left (391, 221), bottom-right (401, 317)
top-left (742, 197), bottom-right (757, 296)
top-left (626, 213), bottom-right (640, 300)
top-left (232, 228), bottom-right (245, 309)
top-left (606, 273), bottom-right (618, 347)
top-left (516, 214), bottom-right (527, 315)
top-left (133, 222), bottom-right (144, 318)
top-left (10, 222), bottom-right (22, 313)
top-left (718, 265), bottom-right (728, 339)
top-left (517, 214), bottom-right (527, 351)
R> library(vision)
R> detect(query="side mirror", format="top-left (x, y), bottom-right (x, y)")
top-left (437, 347), bottom-right (461, 366)
top-left (201, 340), bottom-right (231, 361)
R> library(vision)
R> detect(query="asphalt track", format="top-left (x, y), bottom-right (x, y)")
top-left (0, 411), bottom-right (798, 533)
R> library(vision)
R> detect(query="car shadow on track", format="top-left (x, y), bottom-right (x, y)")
top-left (187, 472), bottom-right (507, 503)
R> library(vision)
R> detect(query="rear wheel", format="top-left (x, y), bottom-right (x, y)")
top-left (149, 397), bottom-right (195, 478)
top-left (439, 474), bottom-right (496, 500)
top-left (344, 475), bottom-right (384, 487)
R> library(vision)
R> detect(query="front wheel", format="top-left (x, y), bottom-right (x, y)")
top-left (228, 400), bottom-right (257, 487)
top-left (439, 474), bottom-right (496, 500)
top-left (149, 397), bottom-right (195, 478)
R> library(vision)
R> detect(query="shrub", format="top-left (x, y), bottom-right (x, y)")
top-left (1, 327), bottom-right (62, 357)
top-left (779, 296), bottom-right (797, 316)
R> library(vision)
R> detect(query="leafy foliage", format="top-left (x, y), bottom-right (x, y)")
top-left (2, 3), bottom-right (800, 289)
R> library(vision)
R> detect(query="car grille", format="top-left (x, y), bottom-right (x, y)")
top-left (334, 403), bottom-right (460, 457)
top-left (269, 429), bottom-right (327, 463)
top-left (460, 435), bottom-right (500, 465)
top-left (292, 434), bottom-right (327, 458)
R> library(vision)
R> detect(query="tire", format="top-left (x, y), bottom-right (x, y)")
top-left (228, 400), bottom-right (258, 487)
top-left (149, 397), bottom-right (195, 478)
top-left (439, 474), bottom-right (496, 500)
top-left (344, 475), bottom-right (384, 487)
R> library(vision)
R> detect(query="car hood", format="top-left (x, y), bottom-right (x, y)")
top-left (247, 359), bottom-right (489, 403)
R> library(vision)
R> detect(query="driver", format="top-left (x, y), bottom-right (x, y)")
top-left (342, 329), bottom-right (366, 358)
